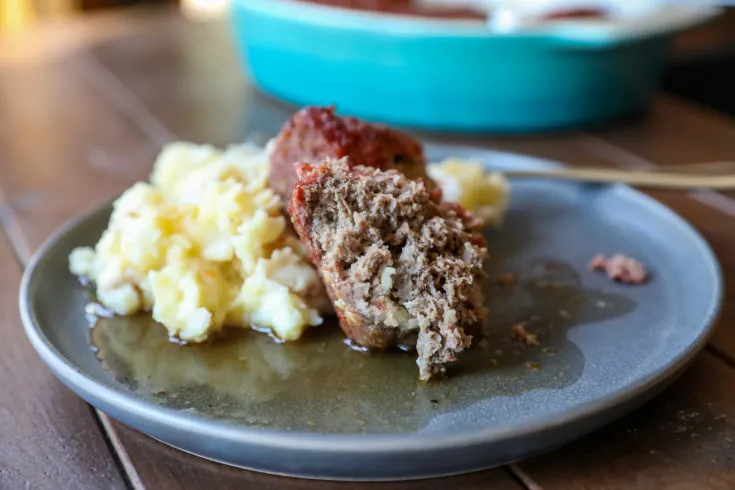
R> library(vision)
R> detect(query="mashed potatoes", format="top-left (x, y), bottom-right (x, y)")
top-left (428, 158), bottom-right (510, 225)
top-left (69, 142), bottom-right (327, 343)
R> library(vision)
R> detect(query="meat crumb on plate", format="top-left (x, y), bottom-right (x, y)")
top-left (511, 322), bottom-right (539, 347)
top-left (588, 254), bottom-right (648, 285)
top-left (496, 273), bottom-right (516, 287)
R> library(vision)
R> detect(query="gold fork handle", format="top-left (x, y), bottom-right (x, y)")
top-left (503, 167), bottom-right (735, 190)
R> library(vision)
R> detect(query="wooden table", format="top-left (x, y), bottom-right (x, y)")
top-left (2, 7), bottom-right (735, 490)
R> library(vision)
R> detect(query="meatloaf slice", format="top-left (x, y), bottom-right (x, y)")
top-left (268, 106), bottom-right (431, 202)
top-left (288, 158), bottom-right (487, 381)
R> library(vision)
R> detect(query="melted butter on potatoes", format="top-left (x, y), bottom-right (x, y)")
top-left (69, 142), bottom-right (327, 343)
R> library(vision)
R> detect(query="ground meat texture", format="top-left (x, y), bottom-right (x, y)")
top-left (289, 158), bottom-right (487, 381)
top-left (588, 254), bottom-right (648, 284)
top-left (268, 106), bottom-right (431, 202)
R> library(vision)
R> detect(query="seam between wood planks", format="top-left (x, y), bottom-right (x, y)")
top-left (77, 52), bottom-right (175, 148)
top-left (0, 210), bottom-right (133, 490)
top-left (0, 186), bottom-right (33, 267)
top-left (96, 409), bottom-right (145, 490)
top-left (707, 344), bottom-right (735, 371)
top-left (0, 188), bottom-right (138, 490)
top-left (508, 465), bottom-right (544, 490)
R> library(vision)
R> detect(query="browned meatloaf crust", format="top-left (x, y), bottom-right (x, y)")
top-left (268, 106), bottom-right (431, 202)
top-left (288, 158), bottom-right (488, 381)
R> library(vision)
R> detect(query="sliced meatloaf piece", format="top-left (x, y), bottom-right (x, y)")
top-left (288, 158), bottom-right (487, 381)
top-left (268, 106), bottom-right (431, 202)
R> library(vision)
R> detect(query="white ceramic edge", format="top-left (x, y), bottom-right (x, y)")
top-left (19, 148), bottom-right (724, 455)
top-left (236, 0), bottom-right (721, 42)
top-left (545, 7), bottom-right (721, 43)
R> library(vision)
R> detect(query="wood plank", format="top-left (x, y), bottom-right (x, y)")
top-left (102, 422), bottom-right (523, 490)
top-left (88, 15), bottom-right (252, 147)
top-left (517, 352), bottom-right (735, 490)
top-left (670, 8), bottom-right (735, 61)
top-left (0, 54), bottom-right (160, 253)
top-left (584, 96), bottom-right (735, 170)
top-left (0, 6), bottom-right (173, 67)
top-left (0, 221), bottom-right (126, 488)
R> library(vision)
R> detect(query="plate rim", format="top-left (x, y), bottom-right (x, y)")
top-left (19, 148), bottom-right (724, 454)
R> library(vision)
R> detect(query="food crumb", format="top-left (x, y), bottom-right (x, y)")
top-left (558, 309), bottom-right (571, 319)
top-left (541, 347), bottom-right (559, 356)
top-left (588, 253), bottom-right (648, 284)
top-left (496, 273), bottom-right (516, 287)
top-left (84, 302), bottom-right (114, 319)
top-left (526, 362), bottom-right (541, 371)
top-left (511, 322), bottom-right (540, 346)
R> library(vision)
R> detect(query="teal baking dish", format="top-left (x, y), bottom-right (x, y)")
top-left (230, 0), bottom-right (718, 132)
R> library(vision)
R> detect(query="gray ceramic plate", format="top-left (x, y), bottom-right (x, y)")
top-left (20, 146), bottom-right (722, 481)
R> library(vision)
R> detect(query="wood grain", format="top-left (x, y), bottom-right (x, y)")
top-left (0, 224), bottom-right (125, 489)
top-left (103, 422), bottom-right (524, 490)
top-left (670, 8), bottom-right (735, 61)
top-left (517, 352), bottom-right (735, 490)
top-left (0, 6), bottom-right (172, 67)
top-left (0, 54), bottom-right (159, 256)
top-left (584, 97), bottom-right (735, 171)
top-left (89, 15), bottom-right (252, 147)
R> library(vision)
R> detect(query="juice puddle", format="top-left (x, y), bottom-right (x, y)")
top-left (91, 260), bottom-right (632, 434)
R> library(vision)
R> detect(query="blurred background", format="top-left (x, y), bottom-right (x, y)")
top-left (1, 0), bottom-right (734, 120)
top-left (0, 0), bottom-right (227, 31)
